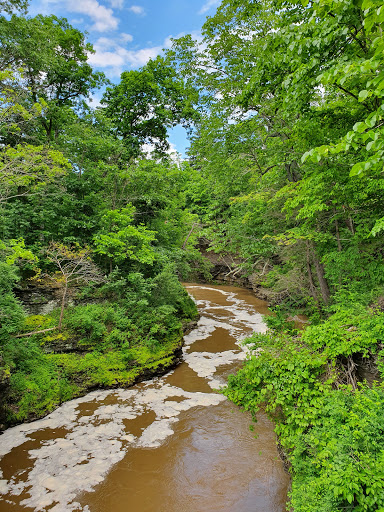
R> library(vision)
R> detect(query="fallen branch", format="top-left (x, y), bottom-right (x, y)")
top-left (15, 327), bottom-right (57, 338)
top-left (182, 223), bottom-right (198, 250)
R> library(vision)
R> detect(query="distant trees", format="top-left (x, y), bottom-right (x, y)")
top-left (167, 0), bottom-right (384, 305)
top-left (102, 55), bottom-right (198, 157)
top-left (0, 14), bottom-right (106, 142)
top-left (0, 0), bottom-right (28, 15)
top-left (0, 144), bottom-right (69, 202)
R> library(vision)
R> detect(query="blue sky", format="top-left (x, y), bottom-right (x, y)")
top-left (27, 0), bottom-right (221, 156)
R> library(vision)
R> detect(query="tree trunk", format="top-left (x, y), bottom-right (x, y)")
top-left (15, 327), bottom-right (57, 338)
top-left (182, 223), bottom-right (197, 249)
top-left (343, 206), bottom-right (355, 235)
top-left (334, 216), bottom-right (342, 252)
top-left (305, 241), bottom-right (318, 302)
top-left (311, 247), bottom-right (331, 305)
top-left (58, 280), bottom-right (68, 331)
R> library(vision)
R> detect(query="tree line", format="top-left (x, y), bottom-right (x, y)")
top-left (171, 1), bottom-right (384, 510)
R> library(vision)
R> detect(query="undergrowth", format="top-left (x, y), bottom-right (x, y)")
top-left (1, 271), bottom-right (198, 425)
top-left (223, 304), bottom-right (384, 512)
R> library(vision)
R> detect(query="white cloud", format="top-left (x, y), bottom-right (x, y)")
top-left (87, 37), bottom-right (123, 73)
top-left (198, 0), bottom-right (220, 15)
top-left (142, 141), bottom-right (182, 164)
top-left (121, 33), bottom-right (134, 42)
top-left (93, 36), bottom-right (117, 49)
top-left (163, 35), bottom-right (174, 48)
top-left (88, 35), bottom-right (174, 77)
top-left (87, 92), bottom-right (103, 109)
top-left (167, 29), bottom-right (204, 46)
top-left (28, 0), bottom-right (119, 31)
top-left (122, 46), bottom-right (162, 67)
top-left (128, 5), bottom-right (145, 15)
top-left (66, 0), bottom-right (119, 32)
top-left (108, 0), bottom-right (124, 7)
top-left (88, 50), bottom-right (125, 69)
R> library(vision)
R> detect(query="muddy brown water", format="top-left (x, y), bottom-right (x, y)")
top-left (0, 284), bottom-right (290, 512)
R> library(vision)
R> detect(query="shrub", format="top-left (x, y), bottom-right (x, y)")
top-left (224, 306), bottom-right (384, 512)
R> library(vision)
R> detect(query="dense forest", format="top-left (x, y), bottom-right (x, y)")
top-left (0, 0), bottom-right (203, 426)
top-left (1, 0), bottom-right (384, 510)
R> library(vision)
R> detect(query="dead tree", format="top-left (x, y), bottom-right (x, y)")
top-left (46, 242), bottom-right (105, 330)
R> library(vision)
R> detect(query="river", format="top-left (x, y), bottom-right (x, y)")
top-left (0, 284), bottom-right (290, 512)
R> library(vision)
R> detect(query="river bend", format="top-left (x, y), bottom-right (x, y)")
top-left (0, 284), bottom-right (289, 512)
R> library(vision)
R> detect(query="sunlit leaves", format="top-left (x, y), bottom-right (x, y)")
top-left (0, 14), bottom-right (106, 141)
top-left (93, 206), bottom-right (157, 266)
top-left (0, 144), bottom-right (70, 202)
top-left (225, 311), bottom-right (384, 512)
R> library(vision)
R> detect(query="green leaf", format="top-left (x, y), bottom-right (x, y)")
top-left (350, 162), bottom-right (365, 176)
top-left (353, 122), bottom-right (367, 133)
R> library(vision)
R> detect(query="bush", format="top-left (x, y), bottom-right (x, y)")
top-left (0, 262), bottom-right (25, 342)
top-left (290, 385), bottom-right (384, 512)
top-left (64, 303), bottom-right (131, 347)
top-left (224, 306), bottom-right (384, 512)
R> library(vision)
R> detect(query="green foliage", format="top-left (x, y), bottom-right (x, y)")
top-left (0, 144), bottom-right (70, 203)
top-left (63, 303), bottom-right (132, 348)
top-left (93, 205), bottom-right (157, 267)
top-left (225, 331), bottom-right (330, 441)
top-left (0, 14), bottom-right (106, 142)
top-left (0, 68), bottom-right (43, 141)
top-left (0, 0), bottom-right (28, 15)
top-left (9, 360), bottom-right (75, 421)
top-left (302, 308), bottom-right (384, 359)
top-left (265, 306), bottom-right (295, 333)
top-left (224, 304), bottom-right (384, 512)
top-left (58, 267), bottom-right (197, 352)
top-left (1, 268), bottom-right (196, 423)
top-left (0, 246), bottom-right (26, 341)
top-left (2, 325), bottom-right (185, 423)
top-left (0, 238), bottom-right (37, 265)
top-left (22, 314), bottom-right (55, 333)
top-left (166, 0), bottom-right (384, 311)
top-left (102, 55), bottom-right (198, 157)
top-left (0, 256), bottom-right (197, 424)
top-left (289, 385), bottom-right (384, 512)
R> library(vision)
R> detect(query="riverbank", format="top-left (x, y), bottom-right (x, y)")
top-left (0, 318), bottom-right (198, 432)
top-left (0, 283), bottom-right (289, 512)
top-left (224, 301), bottom-right (384, 511)
top-left (196, 239), bottom-right (292, 306)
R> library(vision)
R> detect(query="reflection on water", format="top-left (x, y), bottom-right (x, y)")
top-left (0, 284), bottom-right (289, 512)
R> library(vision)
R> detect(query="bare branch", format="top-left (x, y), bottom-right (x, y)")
top-left (45, 242), bottom-right (105, 330)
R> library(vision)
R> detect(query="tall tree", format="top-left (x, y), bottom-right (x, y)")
top-left (0, 0), bottom-right (28, 15)
top-left (168, 0), bottom-right (384, 304)
top-left (0, 14), bottom-right (106, 142)
top-left (45, 242), bottom-right (104, 330)
top-left (102, 55), bottom-right (198, 157)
